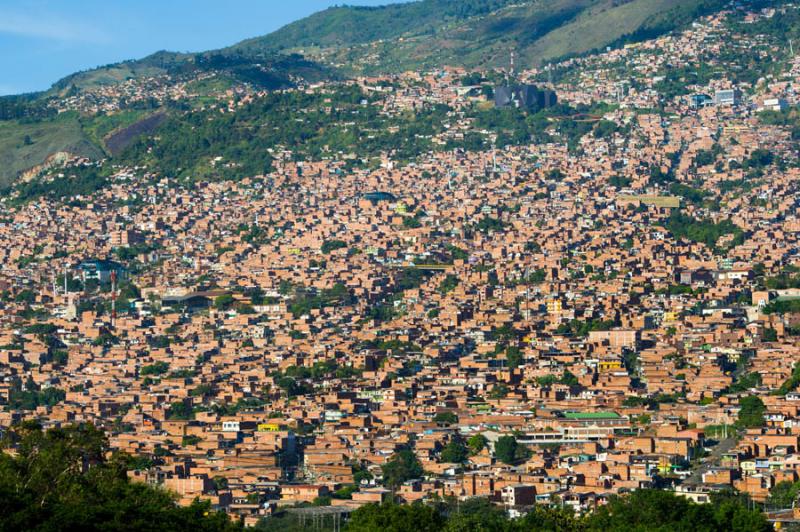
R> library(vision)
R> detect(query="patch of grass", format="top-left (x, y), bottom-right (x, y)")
top-left (0, 112), bottom-right (103, 187)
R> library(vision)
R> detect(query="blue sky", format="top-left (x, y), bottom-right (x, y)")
top-left (0, 0), bottom-right (405, 96)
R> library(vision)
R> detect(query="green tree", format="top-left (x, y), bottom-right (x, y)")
top-left (494, 435), bottom-right (529, 464)
top-left (467, 434), bottom-right (488, 455)
top-left (182, 435), bottom-right (202, 447)
top-left (444, 497), bottom-right (507, 531)
top-left (537, 374), bottom-right (558, 386)
top-left (214, 294), bottom-right (235, 310)
top-left (488, 384), bottom-right (509, 399)
top-left (333, 484), bottom-right (359, 499)
top-left (141, 361), bottom-right (169, 376)
top-left (517, 505), bottom-right (584, 531)
top-left (433, 412), bottom-right (458, 426)
top-left (8, 384), bottom-right (66, 410)
top-left (559, 370), bottom-right (580, 386)
top-left (212, 475), bottom-right (229, 491)
top-left (166, 401), bottom-right (194, 420)
top-left (505, 346), bottom-right (523, 368)
top-left (736, 395), bottom-right (766, 428)
top-left (763, 328), bottom-right (778, 342)
top-left (768, 480), bottom-right (800, 508)
top-left (587, 489), bottom-right (769, 531)
top-left (438, 274), bottom-right (459, 294)
top-left (352, 462), bottom-right (374, 484)
top-left (321, 240), bottom-right (347, 254)
top-left (346, 503), bottom-right (444, 532)
top-left (440, 438), bottom-right (468, 464)
top-left (593, 119), bottom-right (618, 139)
top-left (381, 450), bottom-right (423, 489)
top-left (0, 422), bottom-right (241, 531)
top-left (312, 495), bottom-right (332, 506)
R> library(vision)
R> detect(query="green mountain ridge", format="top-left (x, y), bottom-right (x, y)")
top-left (47, 49), bottom-right (332, 95)
top-left (230, 0), bottom-right (728, 72)
top-left (232, 0), bottom-right (524, 52)
top-left (0, 52), bottom-right (332, 187)
top-left (42, 0), bottom-right (729, 94)
top-left (0, 0), bottom-right (733, 188)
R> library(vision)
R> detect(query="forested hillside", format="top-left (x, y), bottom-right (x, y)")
top-left (232, 0), bottom-right (728, 72)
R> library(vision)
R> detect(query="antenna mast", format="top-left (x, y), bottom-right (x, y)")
top-left (111, 270), bottom-right (118, 329)
top-left (492, 135), bottom-right (498, 175)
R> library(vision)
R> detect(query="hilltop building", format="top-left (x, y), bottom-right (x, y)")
top-left (495, 85), bottom-right (557, 110)
top-left (714, 88), bottom-right (742, 106)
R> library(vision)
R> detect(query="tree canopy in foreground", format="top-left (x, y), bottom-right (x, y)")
top-left (0, 422), bottom-right (771, 532)
top-left (0, 421), bottom-right (241, 532)
top-left (342, 490), bottom-right (770, 532)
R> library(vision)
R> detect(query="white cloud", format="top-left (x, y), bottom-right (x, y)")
top-left (0, 10), bottom-right (109, 44)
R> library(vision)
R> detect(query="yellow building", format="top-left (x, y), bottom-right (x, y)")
top-left (547, 299), bottom-right (562, 315)
top-left (599, 360), bottom-right (623, 371)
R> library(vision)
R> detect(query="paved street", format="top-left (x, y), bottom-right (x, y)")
top-left (683, 435), bottom-right (739, 486)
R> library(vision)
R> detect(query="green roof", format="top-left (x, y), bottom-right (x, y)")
top-left (563, 411), bottom-right (620, 420)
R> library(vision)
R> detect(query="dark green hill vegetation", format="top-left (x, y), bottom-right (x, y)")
top-left (2, 163), bottom-right (110, 205)
top-left (117, 85), bottom-right (454, 181)
top-left (115, 84), bottom-right (609, 182)
top-left (568, 0), bottom-right (727, 60)
top-left (0, 93), bottom-right (57, 121)
top-left (764, 299), bottom-right (800, 316)
top-left (81, 109), bottom-right (154, 146)
top-left (663, 211), bottom-right (746, 253)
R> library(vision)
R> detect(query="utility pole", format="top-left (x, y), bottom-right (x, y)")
top-left (492, 135), bottom-right (498, 175)
top-left (525, 266), bottom-right (532, 320)
top-left (111, 270), bottom-right (118, 329)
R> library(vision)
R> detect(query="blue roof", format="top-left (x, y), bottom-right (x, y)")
top-left (79, 259), bottom-right (125, 271)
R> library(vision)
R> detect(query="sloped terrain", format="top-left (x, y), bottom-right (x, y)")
top-left (0, 0), bottom-right (731, 188)
top-left (0, 113), bottom-right (103, 187)
top-left (231, 0), bottom-right (726, 72)
top-left (48, 51), bottom-right (331, 96)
